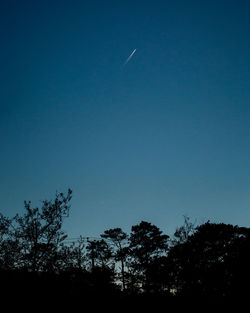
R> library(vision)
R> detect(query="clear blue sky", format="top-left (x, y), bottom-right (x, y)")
top-left (1, 0), bottom-right (250, 238)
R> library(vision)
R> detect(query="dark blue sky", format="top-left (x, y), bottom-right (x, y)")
top-left (1, 0), bottom-right (250, 237)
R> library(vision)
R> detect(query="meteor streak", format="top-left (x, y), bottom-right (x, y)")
top-left (123, 49), bottom-right (137, 66)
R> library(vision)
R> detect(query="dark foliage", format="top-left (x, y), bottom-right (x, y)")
top-left (1, 190), bottom-right (250, 308)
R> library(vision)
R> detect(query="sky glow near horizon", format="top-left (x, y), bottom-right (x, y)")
top-left (1, 0), bottom-right (250, 238)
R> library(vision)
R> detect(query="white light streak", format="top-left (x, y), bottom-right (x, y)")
top-left (123, 48), bottom-right (137, 66)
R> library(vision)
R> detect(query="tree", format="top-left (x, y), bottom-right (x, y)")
top-left (85, 238), bottom-right (116, 296)
top-left (101, 228), bottom-right (128, 290)
top-left (166, 221), bottom-right (250, 298)
top-left (12, 189), bottom-right (72, 272)
top-left (172, 215), bottom-right (196, 245)
top-left (59, 235), bottom-right (86, 271)
top-left (86, 239), bottom-right (113, 270)
top-left (0, 213), bottom-right (20, 270)
top-left (128, 221), bottom-right (169, 292)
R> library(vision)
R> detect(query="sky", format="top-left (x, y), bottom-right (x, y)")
top-left (1, 0), bottom-right (250, 238)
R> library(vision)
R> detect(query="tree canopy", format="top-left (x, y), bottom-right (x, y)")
top-left (1, 189), bottom-right (250, 306)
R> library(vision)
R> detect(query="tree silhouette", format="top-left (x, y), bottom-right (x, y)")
top-left (0, 213), bottom-right (20, 270)
top-left (86, 239), bottom-right (113, 270)
top-left (165, 221), bottom-right (250, 299)
top-left (101, 228), bottom-right (128, 290)
top-left (128, 221), bottom-right (169, 292)
top-left (60, 235), bottom-right (86, 271)
top-left (172, 215), bottom-right (196, 245)
top-left (2, 190), bottom-right (250, 305)
top-left (12, 189), bottom-right (72, 272)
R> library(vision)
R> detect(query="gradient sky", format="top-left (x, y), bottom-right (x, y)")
top-left (1, 0), bottom-right (250, 238)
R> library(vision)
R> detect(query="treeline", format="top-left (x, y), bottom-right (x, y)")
top-left (1, 189), bottom-right (250, 306)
